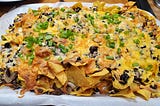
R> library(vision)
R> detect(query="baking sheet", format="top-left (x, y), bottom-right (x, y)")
top-left (0, 2), bottom-right (160, 106)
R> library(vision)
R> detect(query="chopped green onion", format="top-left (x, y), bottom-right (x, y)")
top-left (58, 56), bottom-right (63, 61)
top-left (108, 42), bottom-right (115, 49)
top-left (68, 44), bottom-right (73, 49)
top-left (26, 50), bottom-right (35, 65)
top-left (36, 22), bottom-right (49, 30)
top-left (132, 62), bottom-right (139, 67)
top-left (104, 24), bottom-right (108, 28)
top-left (17, 53), bottom-right (23, 59)
top-left (51, 11), bottom-right (59, 18)
top-left (119, 40), bottom-right (125, 47)
top-left (145, 65), bottom-right (153, 71)
top-left (105, 34), bottom-right (110, 40)
top-left (28, 54), bottom-right (34, 65)
top-left (130, 14), bottom-right (135, 19)
top-left (58, 44), bottom-right (69, 54)
top-left (115, 28), bottom-right (124, 33)
top-left (124, 30), bottom-right (129, 35)
top-left (81, 34), bottom-right (87, 38)
top-left (113, 20), bottom-right (121, 24)
top-left (155, 45), bottom-right (160, 49)
top-left (74, 17), bottom-right (79, 23)
top-left (133, 39), bottom-right (140, 44)
top-left (139, 50), bottom-right (144, 55)
top-left (139, 33), bottom-right (145, 38)
top-left (102, 13), bottom-right (121, 24)
top-left (106, 56), bottom-right (114, 60)
top-left (87, 14), bottom-right (94, 26)
top-left (94, 29), bottom-right (100, 33)
top-left (24, 36), bottom-right (36, 48)
top-left (60, 8), bottom-right (65, 12)
top-left (35, 34), bottom-right (44, 46)
top-left (47, 40), bottom-right (54, 47)
top-left (44, 56), bottom-right (50, 60)
top-left (117, 48), bottom-right (121, 54)
top-left (32, 10), bottom-right (39, 16)
top-left (60, 29), bottom-right (73, 39)
top-left (45, 34), bottom-right (53, 40)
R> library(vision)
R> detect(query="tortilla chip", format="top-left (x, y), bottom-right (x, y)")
top-left (93, 1), bottom-right (105, 11)
top-left (136, 89), bottom-right (151, 100)
top-left (71, 88), bottom-right (93, 96)
top-left (66, 66), bottom-right (90, 87)
top-left (34, 76), bottom-right (54, 94)
top-left (90, 68), bottom-right (109, 77)
top-left (48, 62), bottom-right (64, 74)
top-left (56, 71), bottom-right (67, 85)
top-left (109, 88), bottom-right (136, 99)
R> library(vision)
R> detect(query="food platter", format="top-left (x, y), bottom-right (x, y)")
top-left (0, 2), bottom-right (160, 106)
top-left (0, 0), bottom-right (23, 3)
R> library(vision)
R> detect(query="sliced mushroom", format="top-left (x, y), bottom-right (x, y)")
top-left (50, 83), bottom-right (64, 95)
top-left (66, 82), bottom-right (76, 93)
top-left (3, 68), bottom-right (18, 83)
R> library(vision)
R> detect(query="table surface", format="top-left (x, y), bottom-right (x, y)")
top-left (0, 0), bottom-right (160, 20)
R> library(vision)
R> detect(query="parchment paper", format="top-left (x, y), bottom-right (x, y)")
top-left (0, 2), bottom-right (160, 106)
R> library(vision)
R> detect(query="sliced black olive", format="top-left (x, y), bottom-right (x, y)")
top-left (84, 14), bottom-right (87, 18)
top-left (150, 84), bottom-right (157, 89)
top-left (92, 6), bottom-right (98, 11)
top-left (47, 17), bottom-right (53, 22)
top-left (148, 32), bottom-right (153, 37)
top-left (133, 68), bottom-right (141, 81)
top-left (74, 7), bottom-right (81, 12)
top-left (144, 78), bottom-right (149, 83)
top-left (119, 71), bottom-right (129, 85)
top-left (107, 68), bottom-right (112, 73)
top-left (42, 12), bottom-right (50, 16)
top-left (152, 56), bottom-right (157, 60)
top-left (7, 59), bottom-right (13, 63)
top-left (3, 69), bottom-right (18, 83)
top-left (108, 89), bottom-right (119, 94)
top-left (0, 68), bottom-right (3, 72)
top-left (124, 70), bottom-right (129, 73)
top-left (112, 77), bottom-right (115, 81)
top-left (5, 68), bottom-right (11, 77)
top-left (89, 46), bottom-right (98, 54)
top-left (140, 45), bottom-right (146, 49)
top-left (76, 57), bottom-right (81, 62)
top-left (9, 24), bottom-right (14, 29)
top-left (4, 42), bottom-right (11, 48)
top-left (75, 87), bottom-right (80, 91)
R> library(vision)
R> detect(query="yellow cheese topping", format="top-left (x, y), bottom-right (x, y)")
top-left (0, 2), bottom-right (160, 100)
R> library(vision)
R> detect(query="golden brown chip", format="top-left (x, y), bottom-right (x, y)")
top-left (136, 89), bottom-right (151, 100)
top-left (109, 88), bottom-right (136, 99)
